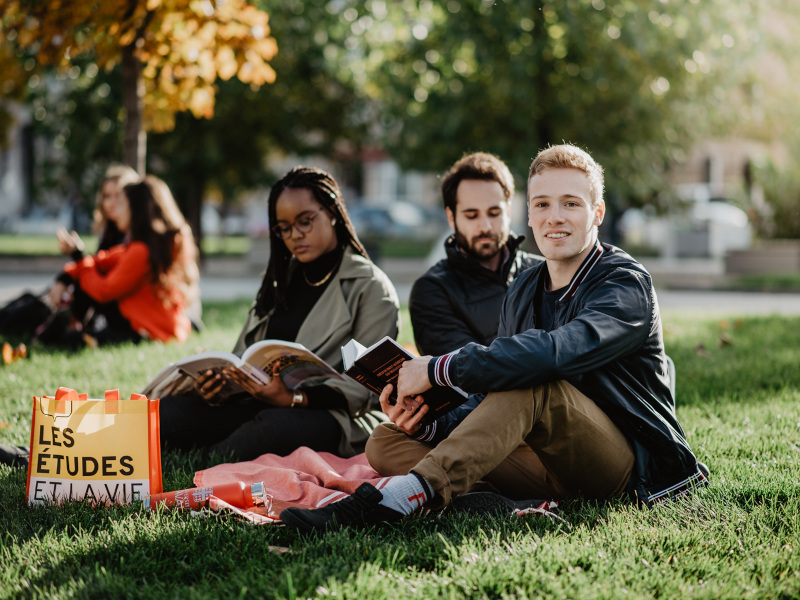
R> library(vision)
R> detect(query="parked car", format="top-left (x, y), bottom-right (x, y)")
top-left (618, 199), bottom-right (752, 258)
top-left (349, 202), bottom-right (443, 241)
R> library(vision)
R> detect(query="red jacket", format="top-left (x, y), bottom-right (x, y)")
top-left (63, 242), bottom-right (191, 343)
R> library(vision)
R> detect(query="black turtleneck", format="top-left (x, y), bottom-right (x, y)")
top-left (266, 247), bottom-right (347, 411)
top-left (266, 247), bottom-right (342, 341)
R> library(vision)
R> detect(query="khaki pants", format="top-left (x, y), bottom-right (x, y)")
top-left (365, 380), bottom-right (634, 507)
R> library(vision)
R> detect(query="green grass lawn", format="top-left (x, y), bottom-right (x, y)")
top-left (0, 234), bottom-right (65, 256)
top-left (0, 234), bottom-right (252, 257)
top-left (0, 234), bottom-right (435, 260)
top-left (1, 306), bottom-right (800, 598)
top-left (726, 272), bottom-right (800, 293)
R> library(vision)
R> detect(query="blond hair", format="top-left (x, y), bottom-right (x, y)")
top-left (528, 144), bottom-right (604, 207)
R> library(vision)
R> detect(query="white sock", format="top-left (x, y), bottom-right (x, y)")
top-left (379, 472), bottom-right (433, 515)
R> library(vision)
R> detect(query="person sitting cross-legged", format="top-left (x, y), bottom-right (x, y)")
top-left (280, 144), bottom-right (708, 533)
top-left (409, 151), bottom-right (542, 357)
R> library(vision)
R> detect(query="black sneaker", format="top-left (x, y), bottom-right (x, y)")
top-left (280, 483), bottom-right (404, 533)
top-left (448, 491), bottom-right (552, 516)
top-left (0, 444), bottom-right (29, 468)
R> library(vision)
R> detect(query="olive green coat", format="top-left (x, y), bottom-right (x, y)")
top-left (233, 247), bottom-right (400, 456)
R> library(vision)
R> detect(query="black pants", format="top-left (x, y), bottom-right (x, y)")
top-left (0, 292), bottom-right (51, 337)
top-left (42, 286), bottom-right (141, 349)
top-left (159, 394), bottom-right (343, 461)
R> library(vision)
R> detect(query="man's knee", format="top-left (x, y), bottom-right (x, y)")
top-left (365, 423), bottom-right (398, 473)
top-left (366, 423), bottom-right (433, 477)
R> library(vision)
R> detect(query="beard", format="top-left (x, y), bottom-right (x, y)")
top-left (454, 227), bottom-right (508, 263)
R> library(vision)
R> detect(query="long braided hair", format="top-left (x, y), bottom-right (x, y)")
top-left (254, 166), bottom-right (369, 317)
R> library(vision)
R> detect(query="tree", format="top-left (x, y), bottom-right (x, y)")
top-left (1, 0), bottom-right (374, 244)
top-left (0, 42), bottom-right (29, 148)
top-left (148, 0), bottom-right (373, 244)
top-left (361, 0), bottom-right (769, 207)
top-left (2, 0), bottom-right (277, 172)
top-left (19, 58), bottom-right (132, 217)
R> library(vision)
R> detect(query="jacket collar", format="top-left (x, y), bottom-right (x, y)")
top-left (246, 246), bottom-right (370, 345)
top-left (557, 240), bottom-right (604, 302)
top-left (444, 232), bottom-right (525, 280)
top-left (286, 245), bottom-right (373, 282)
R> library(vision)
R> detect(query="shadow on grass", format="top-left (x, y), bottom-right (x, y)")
top-left (5, 463), bottom-right (791, 599)
top-left (1, 461), bottom-right (600, 599)
top-left (6, 501), bottom-right (572, 597)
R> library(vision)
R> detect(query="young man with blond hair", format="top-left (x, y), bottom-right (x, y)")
top-left (280, 144), bottom-right (707, 532)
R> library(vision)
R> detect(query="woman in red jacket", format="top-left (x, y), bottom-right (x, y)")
top-left (53, 175), bottom-right (198, 348)
top-left (0, 165), bottom-right (138, 340)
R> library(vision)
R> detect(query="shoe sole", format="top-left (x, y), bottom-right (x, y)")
top-left (449, 492), bottom-right (549, 516)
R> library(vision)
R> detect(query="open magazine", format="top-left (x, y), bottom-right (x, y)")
top-left (142, 340), bottom-right (343, 404)
top-left (341, 336), bottom-right (469, 426)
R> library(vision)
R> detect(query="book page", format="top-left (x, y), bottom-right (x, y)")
top-left (173, 353), bottom-right (241, 378)
top-left (241, 340), bottom-right (343, 390)
top-left (142, 367), bottom-right (195, 399)
top-left (341, 338), bottom-right (368, 371)
top-left (152, 369), bottom-right (197, 398)
top-left (142, 352), bottom-right (239, 398)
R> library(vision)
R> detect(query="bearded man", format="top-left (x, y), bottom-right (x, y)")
top-left (409, 152), bottom-right (542, 356)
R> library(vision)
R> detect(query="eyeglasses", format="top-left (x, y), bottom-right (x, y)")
top-left (271, 208), bottom-right (325, 240)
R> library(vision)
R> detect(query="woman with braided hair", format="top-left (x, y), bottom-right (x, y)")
top-left (159, 166), bottom-right (400, 461)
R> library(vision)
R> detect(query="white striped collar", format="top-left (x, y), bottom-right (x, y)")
top-left (557, 241), bottom-right (604, 302)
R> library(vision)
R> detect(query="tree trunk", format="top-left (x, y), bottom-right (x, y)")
top-left (122, 45), bottom-right (146, 174)
top-left (181, 175), bottom-right (206, 265)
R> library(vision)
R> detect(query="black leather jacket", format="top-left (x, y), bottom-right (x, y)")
top-left (423, 242), bottom-right (703, 504)
top-left (409, 234), bottom-right (542, 356)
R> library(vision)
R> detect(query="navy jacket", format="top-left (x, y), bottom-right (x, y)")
top-left (409, 233), bottom-right (542, 356)
top-left (424, 242), bottom-right (703, 504)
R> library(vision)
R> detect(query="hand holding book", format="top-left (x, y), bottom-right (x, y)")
top-left (395, 355), bottom-right (434, 401)
top-left (378, 383), bottom-right (429, 436)
top-left (222, 361), bottom-right (299, 408)
top-left (341, 336), bottom-right (468, 426)
top-left (194, 369), bottom-right (230, 405)
top-left (142, 340), bottom-right (343, 405)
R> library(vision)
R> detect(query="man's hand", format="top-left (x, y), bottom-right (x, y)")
top-left (379, 384), bottom-right (428, 435)
top-left (396, 356), bottom-right (433, 404)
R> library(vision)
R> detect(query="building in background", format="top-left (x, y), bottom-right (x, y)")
top-left (0, 102), bottom-right (31, 229)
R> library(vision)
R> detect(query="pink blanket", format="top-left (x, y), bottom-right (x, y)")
top-left (194, 447), bottom-right (394, 521)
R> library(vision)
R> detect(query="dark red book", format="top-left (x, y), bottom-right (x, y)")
top-left (341, 336), bottom-right (469, 426)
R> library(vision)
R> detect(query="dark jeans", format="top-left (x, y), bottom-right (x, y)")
top-left (0, 292), bottom-right (51, 337)
top-left (159, 394), bottom-right (343, 461)
top-left (40, 286), bottom-right (141, 349)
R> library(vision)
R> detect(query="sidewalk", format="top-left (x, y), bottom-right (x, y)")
top-left (1, 255), bottom-right (799, 315)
